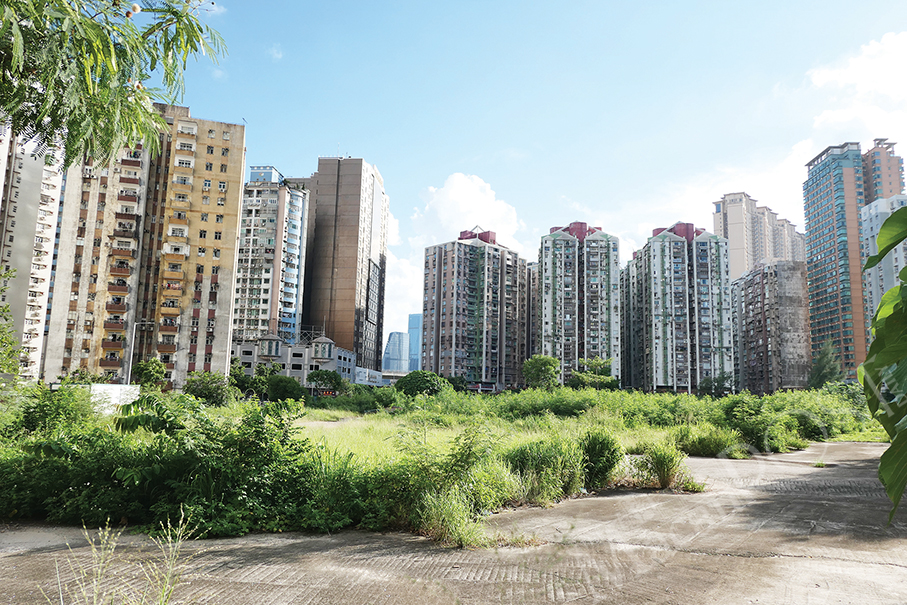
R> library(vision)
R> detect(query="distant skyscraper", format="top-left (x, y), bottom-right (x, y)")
top-left (233, 166), bottom-right (308, 344)
top-left (300, 158), bottom-right (388, 371)
top-left (422, 228), bottom-right (527, 390)
top-left (732, 261), bottom-right (810, 394)
top-left (382, 331), bottom-right (409, 373)
top-left (0, 127), bottom-right (63, 379)
top-left (621, 223), bottom-right (734, 392)
top-left (803, 140), bottom-right (903, 380)
top-left (712, 192), bottom-right (805, 280)
top-left (861, 194), bottom-right (907, 323)
top-left (525, 261), bottom-right (539, 357)
top-left (538, 221), bottom-right (620, 383)
top-left (407, 313), bottom-right (422, 371)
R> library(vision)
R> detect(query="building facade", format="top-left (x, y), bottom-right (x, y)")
top-left (732, 261), bottom-right (810, 394)
top-left (232, 335), bottom-right (355, 388)
top-left (43, 105), bottom-right (245, 387)
top-left (422, 228), bottom-right (527, 390)
top-left (300, 158), bottom-right (388, 371)
top-left (0, 127), bottom-right (64, 379)
top-left (382, 331), bottom-right (409, 373)
top-left (712, 192), bottom-right (805, 280)
top-left (233, 166), bottom-right (308, 345)
top-left (407, 313), bottom-right (422, 372)
top-left (621, 223), bottom-right (734, 392)
top-left (802, 141), bottom-right (903, 380)
top-left (538, 221), bottom-right (620, 383)
top-left (861, 194), bottom-right (907, 323)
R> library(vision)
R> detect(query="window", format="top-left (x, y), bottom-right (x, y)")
top-left (213, 248), bottom-right (220, 259)
top-left (207, 129), bottom-right (215, 138)
top-left (215, 214), bottom-right (223, 223)
top-left (222, 131), bottom-right (230, 140)
top-left (199, 230), bottom-right (207, 239)
top-left (218, 181), bottom-right (226, 192)
top-left (200, 213), bottom-right (208, 222)
top-left (197, 247), bottom-right (206, 257)
top-left (196, 264), bottom-right (204, 274)
top-left (220, 164), bottom-right (227, 173)
top-left (211, 266), bottom-right (220, 275)
top-left (202, 196), bottom-right (210, 205)
top-left (217, 197), bottom-right (225, 206)
top-left (177, 159), bottom-right (192, 168)
top-left (205, 162), bottom-right (213, 171)
top-left (203, 179), bottom-right (211, 189)
top-left (214, 232), bottom-right (222, 240)
top-left (221, 148), bottom-right (229, 157)
top-left (207, 145), bottom-right (214, 154)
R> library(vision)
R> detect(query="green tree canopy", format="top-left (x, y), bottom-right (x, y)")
top-left (0, 0), bottom-right (226, 166)
top-left (809, 341), bottom-right (844, 389)
top-left (267, 374), bottom-right (305, 402)
top-left (183, 370), bottom-right (233, 407)
top-left (567, 357), bottom-right (618, 391)
top-left (394, 370), bottom-right (447, 397)
top-left (522, 355), bottom-right (559, 390)
top-left (131, 358), bottom-right (166, 388)
top-left (307, 369), bottom-right (344, 393)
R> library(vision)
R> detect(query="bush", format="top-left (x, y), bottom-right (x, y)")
top-left (15, 384), bottom-right (95, 434)
top-left (505, 435), bottom-right (583, 504)
top-left (634, 440), bottom-right (686, 488)
top-left (581, 429), bottom-right (623, 488)
top-left (182, 371), bottom-right (234, 407)
top-left (419, 486), bottom-right (487, 548)
top-left (672, 423), bottom-right (747, 458)
top-left (267, 375), bottom-right (305, 402)
top-left (395, 371), bottom-right (448, 397)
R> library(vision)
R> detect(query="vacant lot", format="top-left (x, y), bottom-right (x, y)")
top-left (2, 442), bottom-right (904, 605)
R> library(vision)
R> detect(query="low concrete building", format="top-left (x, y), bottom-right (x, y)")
top-left (231, 335), bottom-right (355, 390)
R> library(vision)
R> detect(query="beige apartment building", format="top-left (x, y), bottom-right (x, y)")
top-left (44, 105), bottom-right (245, 386)
top-left (0, 127), bottom-right (63, 379)
top-left (712, 192), bottom-right (805, 280)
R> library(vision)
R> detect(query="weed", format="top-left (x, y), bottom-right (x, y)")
top-left (419, 486), bottom-right (488, 548)
top-left (814, 460), bottom-right (826, 468)
top-left (504, 434), bottom-right (583, 504)
top-left (580, 429), bottom-right (623, 488)
top-left (633, 440), bottom-right (687, 489)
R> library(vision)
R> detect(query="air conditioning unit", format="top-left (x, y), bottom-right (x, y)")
top-left (206, 327), bottom-right (215, 332)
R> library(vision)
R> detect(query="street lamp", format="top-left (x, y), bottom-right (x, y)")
top-left (125, 319), bottom-right (156, 385)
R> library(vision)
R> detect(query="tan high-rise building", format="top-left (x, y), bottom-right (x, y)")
top-left (0, 126), bottom-right (63, 379)
top-left (300, 158), bottom-right (388, 371)
top-left (863, 138), bottom-right (905, 203)
top-left (712, 192), bottom-right (805, 280)
top-left (44, 105), bottom-right (245, 386)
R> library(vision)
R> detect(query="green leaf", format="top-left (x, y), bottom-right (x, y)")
top-left (865, 207), bottom-right (907, 270)
top-left (880, 430), bottom-right (907, 523)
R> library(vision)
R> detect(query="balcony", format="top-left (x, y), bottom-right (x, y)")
top-left (163, 252), bottom-right (188, 261)
top-left (110, 248), bottom-right (135, 258)
top-left (113, 229), bottom-right (137, 239)
top-left (157, 343), bottom-right (178, 353)
top-left (102, 340), bottom-right (124, 350)
top-left (115, 212), bottom-right (138, 221)
top-left (99, 358), bottom-right (122, 368)
top-left (119, 176), bottom-right (140, 185)
top-left (176, 128), bottom-right (196, 139)
top-left (106, 302), bottom-right (127, 312)
top-left (117, 193), bottom-right (138, 202)
top-left (159, 324), bottom-right (178, 333)
top-left (110, 266), bottom-right (131, 275)
top-left (107, 284), bottom-right (128, 293)
top-left (120, 158), bottom-right (141, 168)
top-left (162, 270), bottom-right (184, 280)
top-left (104, 321), bottom-right (125, 330)
top-left (159, 305), bottom-right (181, 316)
top-left (169, 216), bottom-right (189, 226)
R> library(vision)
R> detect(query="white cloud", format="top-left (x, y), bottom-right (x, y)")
top-left (409, 173), bottom-right (529, 255)
top-left (267, 44), bottom-right (283, 62)
top-left (383, 250), bottom-right (422, 336)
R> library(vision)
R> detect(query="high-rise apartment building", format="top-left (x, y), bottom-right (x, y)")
top-left (861, 194), bottom-right (907, 323)
top-left (620, 223), bottom-right (734, 392)
top-left (44, 105), bottom-right (245, 386)
top-left (802, 140), bottom-right (903, 380)
top-left (525, 261), bottom-right (539, 358)
top-left (0, 128), bottom-right (63, 379)
top-left (712, 192), bottom-right (805, 280)
top-left (382, 331), bottom-right (409, 373)
top-left (732, 261), bottom-right (810, 394)
top-left (407, 313), bottom-right (422, 371)
top-left (538, 221), bottom-right (620, 383)
top-left (233, 166), bottom-right (309, 344)
top-left (863, 139), bottom-right (905, 203)
top-left (300, 158), bottom-right (388, 371)
top-left (422, 228), bottom-right (527, 390)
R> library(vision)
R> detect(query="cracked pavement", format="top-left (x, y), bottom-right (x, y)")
top-left (2, 442), bottom-right (905, 604)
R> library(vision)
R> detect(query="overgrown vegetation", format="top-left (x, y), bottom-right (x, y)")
top-left (0, 379), bottom-right (879, 547)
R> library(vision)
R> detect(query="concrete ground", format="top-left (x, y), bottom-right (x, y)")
top-left (2, 442), bottom-right (905, 604)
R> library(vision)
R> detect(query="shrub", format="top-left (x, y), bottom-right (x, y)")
top-left (419, 486), bottom-right (487, 548)
top-left (581, 429), bottom-right (623, 488)
top-left (395, 371), bottom-right (448, 397)
top-left (16, 384), bottom-right (95, 434)
top-left (505, 435), bottom-right (583, 504)
top-left (672, 423), bottom-right (747, 458)
top-left (182, 371), bottom-right (234, 407)
top-left (634, 440), bottom-right (686, 488)
top-left (267, 375), bottom-right (305, 402)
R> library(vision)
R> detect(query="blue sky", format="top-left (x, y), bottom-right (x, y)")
top-left (176, 1), bottom-right (907, 336)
